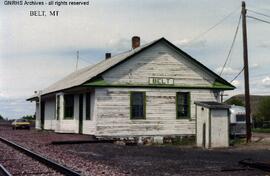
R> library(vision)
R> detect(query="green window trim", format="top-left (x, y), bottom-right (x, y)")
top-left (176, 92), bottom-right (191, 119)
top-left (63, 94), bottom-right (74, 120)
top-left (130, 91), bottom-right (146, 120)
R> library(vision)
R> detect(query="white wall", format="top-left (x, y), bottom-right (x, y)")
top-left (54, 93), bottom-right (79, 133)
top-left (103, 42), bottom-right (215, 87)
top-left (211, 109), bottom-right (229, 148)
top-left (196, 106), bottom-right (210, 148)
top-left (35, 102), bottom-right (41, 129)
top-left (95, 88), bottom-right (217, 137)
top-left (53, 92), bottom-right (96, 134)
top-left (196, 107), bottom-right (229, 148)
top-left (82, 91), bottom-right (96, 135)
top-left (44, 98), bottom-right (56, 130)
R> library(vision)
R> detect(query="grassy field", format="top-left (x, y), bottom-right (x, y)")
top-left (252, 128), bottom-right (270, 133)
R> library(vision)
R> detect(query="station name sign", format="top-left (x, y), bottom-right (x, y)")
top-left (148, 77), bottom-right (174, 85)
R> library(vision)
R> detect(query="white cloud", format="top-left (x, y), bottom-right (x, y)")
top-left (257, 41), bottom-right (270, 48)
top-left (231, 80), bottom-right (240, 87)
top-left (174, 39), bottom-right (207, 48)
top-left (215, 67), bottom-right (239, 75)
top-left (262, 76), bottom-right (270, 87)
top-left (250, 63), bottom-right (260, 69)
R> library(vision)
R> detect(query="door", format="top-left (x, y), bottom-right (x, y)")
top-left (78, 94), bottom-right (83, 134)
top-left (41, 101), bottom-right (45, 130)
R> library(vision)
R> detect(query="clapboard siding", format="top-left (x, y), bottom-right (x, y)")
top-left (103, 42), bottom-right (215, 86)
top-left (82, 91), bottom-right (96, 135)
top-left (44, 98), bottom-right (56, 130)
top-left (95, 88), bottom-right (217, 136)
top-left (35, 102), bottom-right (41, 129)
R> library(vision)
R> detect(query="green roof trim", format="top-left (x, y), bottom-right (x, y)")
top-left (212, 81), bottom-right (235, 89)
top-left (83, 78), bottom-right (235, 90)
top-left (85, 38), bottom-right (235, 90)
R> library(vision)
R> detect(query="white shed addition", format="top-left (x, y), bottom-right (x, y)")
top-left (195, 101), bottom-right (230, 148)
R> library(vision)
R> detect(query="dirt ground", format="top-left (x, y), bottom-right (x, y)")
top-left (1, 125), bottom-right (270, 176)
top-left (57, 141), bottom-right (270, 176)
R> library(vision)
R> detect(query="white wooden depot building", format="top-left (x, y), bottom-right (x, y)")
top-left (28, 37), bottom-right (235, 142)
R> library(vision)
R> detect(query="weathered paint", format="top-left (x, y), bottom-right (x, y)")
top-left (82, 90), bottom-right (96, 135)
top-left (34, 39), bottom-right (230, 139)
top-left (43, 98), bottom-right (56, 130)
top-left (196, 106), bottom-right (229, 148)
top-left (196, 106), bottom-right (209, 147)
top-left (210, 109), bottom-right (229, 147)
top-left (35, 102), bottom-right (41, 129)
top-left (102, 42), bottom-right (215, 87)
top-left (94, 88), bottom-right (217, 137)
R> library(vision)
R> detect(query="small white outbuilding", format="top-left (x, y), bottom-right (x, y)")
top-left (195, 101), bottom-right (230, 148)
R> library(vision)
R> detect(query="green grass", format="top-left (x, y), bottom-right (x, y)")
top-left (171, 136), bottom-right (196, 145)
top-left (252, 128), bottom-right (270, 133)
top-left (230, 138), bottom-right (246, 146)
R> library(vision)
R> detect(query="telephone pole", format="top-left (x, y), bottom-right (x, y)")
top-left (241, 1), bottom-right (252, 143)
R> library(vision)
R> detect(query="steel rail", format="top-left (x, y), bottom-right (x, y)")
top-left (0, 137), bottom-right (81, 176)
top-left (0, 164), bottom-right (12, 176)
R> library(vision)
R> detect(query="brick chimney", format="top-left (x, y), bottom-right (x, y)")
top-left (105, 53), bottom-right (111, 59)
top-left (132, 36), bottom-right (140, 49)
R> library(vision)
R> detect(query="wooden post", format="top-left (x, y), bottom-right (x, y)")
top-left (241, 1), bottom-right (252, 143)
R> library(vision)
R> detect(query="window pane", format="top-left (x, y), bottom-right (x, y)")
top-left (236, 114), bottom-right (245, 122)
top-left (177, 92), bottom-right (189, 118)
top-left (56, 95), bottom-right (60, 120)
top-left (64, 94), bottom-right (74, 119)
top-left (86, 93), bottom-right (91, 120)
top-left (131, 92), bottom-right (145, 119)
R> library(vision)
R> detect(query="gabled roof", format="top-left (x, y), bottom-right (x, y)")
top-left (28, 37), bottom-right (235, 99)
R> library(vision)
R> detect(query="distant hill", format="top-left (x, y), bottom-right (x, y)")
top-left (225, 94), bottom-right (270, 115)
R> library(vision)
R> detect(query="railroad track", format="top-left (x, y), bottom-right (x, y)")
top-left (0, 137), bottom-right (81, 176)
top-left (0, 164), bottom-right (12, 176)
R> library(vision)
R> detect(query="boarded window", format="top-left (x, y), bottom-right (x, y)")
top-left (86, 93), bottom-right (91, 120)
top-left (130, 92), bottom-right (146, 119)
top-left (64, 94), bottom-right (74, 119)
top-left (176, 92), bottom-right (190, 118)
top-left (56, 95), bottom-right (60, 120)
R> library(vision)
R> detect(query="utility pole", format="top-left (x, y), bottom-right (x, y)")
top-left (76, 50), bottom-right (79, 71)
top-left (241, 1), bottom-right (252, 143)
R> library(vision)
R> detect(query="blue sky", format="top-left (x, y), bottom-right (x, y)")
top-left (1, 0), bottom-right (270, 119)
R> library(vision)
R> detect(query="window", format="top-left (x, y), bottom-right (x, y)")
top-left (56, 95), bottom-right (60, 120)
top-left (130, 92), bottom-right (146, 119)
top-left (236, 114), bottom-right (245, 122)
top-left (86, 93), bottom-right (91, 120)
top-left (64, 94), bottom-right (74, 119)
top-left (176, 92), bottom-right (190, 119)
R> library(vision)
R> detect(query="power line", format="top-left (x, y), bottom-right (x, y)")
top-left (219, 13), bottom-right (242, 76)
top-left (187, 7), bottom-right (239, 43)
top-left (247, 9), bottom-right (270, 19)
top-left (230, 67), bottom-right (244, 83)
top-left (247, 15), bottom-right (270, 25)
